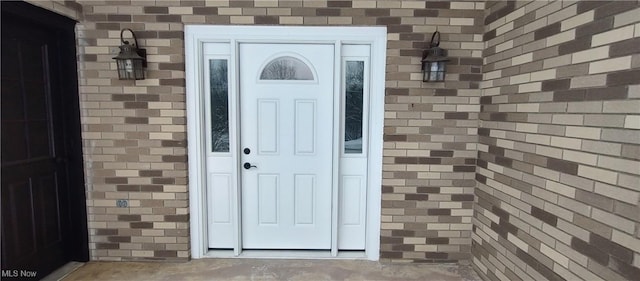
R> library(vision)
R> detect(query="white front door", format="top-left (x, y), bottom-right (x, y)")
top-left (239, 43), bottom-right (334, 249)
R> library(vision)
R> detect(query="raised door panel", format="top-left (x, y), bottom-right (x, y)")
top-left (207, 173), bottom-right (234, 248)
top-left (294, 174), bottom-right (315, 225)
top-left (257, 100), bottom-right (279, 154)
top-left (257, 174), bottom-right (279, 225)
top-left (294, 100), bottom-right (316, 155)
top-left (1, 181), bottom-right (37, 263)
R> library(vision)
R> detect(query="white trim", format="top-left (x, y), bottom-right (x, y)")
top-left (230, 40), bottom-right (242, 257)
top-left (186, 26), bottom-right (386, 261)
top-left (330, 41), bottom-right (342, 257)
top-left (186, 29), bottom-right (207, 259)
top-left (366, 32), bottom-right (386, 261)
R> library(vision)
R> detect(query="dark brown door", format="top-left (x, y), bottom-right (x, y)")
top-left (1, 2), bottom-right (88, 279)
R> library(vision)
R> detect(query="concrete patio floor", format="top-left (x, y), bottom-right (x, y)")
top-left (60, 259), bottom-right (481, 281)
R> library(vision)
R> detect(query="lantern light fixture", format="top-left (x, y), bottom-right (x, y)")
top-left (421, 31), bottom-right (449, 82)
top-left (113, 28), bottom-right (147, 80)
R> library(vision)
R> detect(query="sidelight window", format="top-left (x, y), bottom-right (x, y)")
top-left (344, 61), bottom-right (364, 154)
top-left (210, 59), bottom-right (229, 152)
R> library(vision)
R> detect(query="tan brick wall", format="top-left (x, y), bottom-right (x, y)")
top-left (22, 0), bottom-right (640, 272)
top-left (474, 1), bottom-right (640, 280)
top-left (58, 0), bottom-right (484, 262)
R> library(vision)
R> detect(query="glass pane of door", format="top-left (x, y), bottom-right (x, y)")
top-left (344, 61), bottom-right (364, 154)
top-left (210, 59), bottom-right (229, 152)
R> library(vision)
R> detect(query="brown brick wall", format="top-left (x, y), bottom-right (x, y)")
top-left (474, 1), bottom-right (640, 280)
top-left (27, 0), bottom-right (640, 271)
top-left (378, 1), bottom-right (484, 262)
top-left (31, 0), bottom-right (485, 262)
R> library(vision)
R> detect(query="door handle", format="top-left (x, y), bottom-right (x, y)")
top-left (243, 162), bottom-right (257, 170)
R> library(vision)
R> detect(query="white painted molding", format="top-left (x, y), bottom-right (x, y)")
top-left (185, 26), bottom-right (387, 261)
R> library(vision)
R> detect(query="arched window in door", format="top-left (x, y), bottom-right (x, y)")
top-left (260, 56), bottom-right (315, 80)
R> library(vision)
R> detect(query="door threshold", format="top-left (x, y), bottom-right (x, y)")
top-left (41, 261), bottom-right (84, 281)
top-left (204, 249), bottom-right (367, 260)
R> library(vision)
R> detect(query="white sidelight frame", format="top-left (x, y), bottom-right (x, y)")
top-left (186, 26), bottom-right (386, 260)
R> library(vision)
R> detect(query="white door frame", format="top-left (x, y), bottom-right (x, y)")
top-left (185, 26), bottom-right (387, 260)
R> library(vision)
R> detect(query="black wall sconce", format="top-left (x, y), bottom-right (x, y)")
top-left (113, 28), bottom-right (147, 80)
top-left (421, 31), bottom-right (449, 82)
